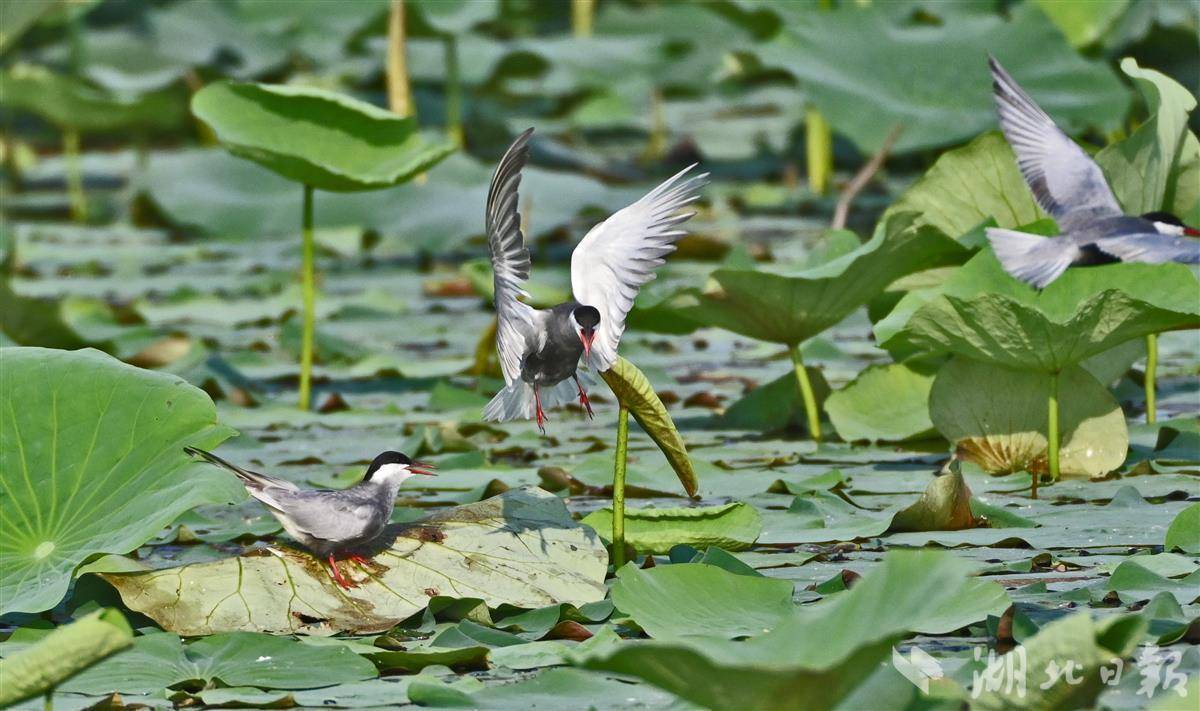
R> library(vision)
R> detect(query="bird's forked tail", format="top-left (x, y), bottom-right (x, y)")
top-left (482, 379), bottom-right (580, 424)
top-left (986, 228), bottom-right (1078, 289)
top-left (183, 446), bottom-right (292, 491)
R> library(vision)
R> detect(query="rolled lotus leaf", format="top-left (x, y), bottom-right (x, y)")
top-left (0, 608), bottom-right (132, 707)
top-left (599, 357), bottom-right (698, 497)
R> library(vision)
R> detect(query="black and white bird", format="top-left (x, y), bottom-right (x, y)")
top-left (184, 447), bottom-right (433, 590)
top-left (986, 56), bottom-right (1199, 288)
top-left (482, 128), bottom-right (706, 431)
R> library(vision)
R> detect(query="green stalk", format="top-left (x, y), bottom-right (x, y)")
top-left (1043, 371), bottom-right (1061, 498)
top-left (443, 35), bottom-right (463, 147)
top-left (790, 344), bottom-right (821, 441)
top-left (612, 403), bottom-right (629, 569)
top-left (572, 0), bottom-right (595, 38)
top-left (805, 106), bottom-right (832, 195)
top-left (63, 128), bottom-right (85, 222)
top-left (386, 0), bottom-right (414, 118)
top-left (298, 185), bottom-right (316, 411)
top-left (1144, 334), bottom-right (1157, 424)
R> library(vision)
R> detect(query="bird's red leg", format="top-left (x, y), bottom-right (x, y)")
top-left (534, 386), bottom-right (546, 433)
top-left (349, 554), bottom-right (373, 567)
top-left (326, 553), bottom-right (355, 590)
top-left (574, 375), bottom-right (594, 419)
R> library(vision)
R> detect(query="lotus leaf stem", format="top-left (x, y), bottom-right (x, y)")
top-left (63, 129), bottom-right (85, 223)
top-left (1145, 334), bottom-right (1157, 424)
top-left (805, 106), bottom-right (832, 195)
top-left (612, 403), bottom-right (629, 569)
top-left (444, 36), bottom-right (463, 147)
top-left (1044, 371), bottom-right (1061, 497)
top-left (386, 0), bottom-right (414, 118)
top-left (572, 0), bottom-right (595, 38)
top-left (790, 345), bottom-right (822, 441)
top-left (298, 184), bottom-right (316, 411)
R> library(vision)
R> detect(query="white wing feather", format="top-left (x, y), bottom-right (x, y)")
top-left (1095, 233), bottom-right (1200, 264)
top-left (989, 56), bottom-right (1122, 225)
top-left (570, 165), bottom-right (707, 371)
top-left (486, 128), bottom-right (538, 385)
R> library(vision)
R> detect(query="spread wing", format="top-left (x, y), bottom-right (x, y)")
top-left (1095, 233), bottom-right (1200, 264)
top-left (570, 165), bottom-right (707, 371)
top-left (990, 56), bottom-right (1122, 223)
top-left (487, 128), bottom-right (538, 385)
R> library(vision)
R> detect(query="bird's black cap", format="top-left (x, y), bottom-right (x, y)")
top-left (365, 451), bottom-right (413, 479)
top-left (1141, 211), bottom-right (1183, 226)
top-left (573, 305), bottom-right (600, 329)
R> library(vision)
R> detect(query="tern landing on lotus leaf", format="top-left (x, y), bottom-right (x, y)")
top-left (985, 57), bottom-right (1199, 289)
top-left (482, 128), bottom-right (707, 432)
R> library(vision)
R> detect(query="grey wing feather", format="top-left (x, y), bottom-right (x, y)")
top-left (1095, 233), bottom-right (1200, 264)
top-left (989, 56), bottom-right (1122, 224)
top-left (487, 128), bottom-right (539, 385)
top-left (269, 488), bottom-right (379, 545)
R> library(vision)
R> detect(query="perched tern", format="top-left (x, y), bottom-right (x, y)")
top-left (986, 56), bottom-right (1199, 288)
top-left (482, 128), bottom-right (706, 431)
top-left (183, 447), bottom-right (434, 590)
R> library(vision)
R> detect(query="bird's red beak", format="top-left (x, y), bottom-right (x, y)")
top-left (1184, 226), bottom-right (1200, 237)
top-left (580, 329), bottom-right (594, 359)
top-left (411, 461), bottom-right (436, 476)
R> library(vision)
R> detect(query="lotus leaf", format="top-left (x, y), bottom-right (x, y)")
top-left (610, 563), bottom-right (793, 640)
top-left (0, 348), bottom-right (238, 615)
top-left (101, 487), bottom-right (608, 635)
top-left (877, 251), bottom-right (1200, 373)
top-left (930, 359), bottom-right (1129, 478)
top-left (825, 360), bottom-right (937, 443)
top-left (1164, 503), bottom-right (1199, 555)
top-left (1035, 0), bottom-right (1131, 47)
top-left (885, 132), bottom-right (1044, 241)
top-left (191, 81), bottom-right (455, 192)
top-left (0, 609), bottom-right (132, 707)
top-left (1096, 58), bottom-right (1199, 217)
top-left (886, 466), bottom-right (977, 533)
top-left (684, 214), bottom-right (966, 347)
top-left (0, 64), bottom-right (186, 131)
top-left (598, 356), bottom-right (697, 497)
top-left (60, 631), bottom-right (377, 696)
top-left (581, 503), bottom-right (761, 554)
top-left (575, 550), bottom-right (1009, 711)
top-left (754, 2), bottom-right (1128, 154)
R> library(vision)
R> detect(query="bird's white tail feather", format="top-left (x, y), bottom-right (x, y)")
top-left (986, 228), bottom-right (1078, 289)
top-left (483, 378), bottom-right (581, 423)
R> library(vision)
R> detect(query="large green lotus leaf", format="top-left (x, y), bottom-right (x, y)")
top-left (101, 487), bottom-right (608, 635)
top-left (610, 563), bottom-right (794, 640)
top-left (930, 358), bottom-right (1128, 478)
top-left (825, 360), bottom-right (938, 443)
top-left (0, 348), bottom-right (238, 615)
top-left (886, 132), bottom-right (1045, 241)
top-left (1165, 503), bottom-right (1200, 554)
top-left (59, 631), bottom-right (377, 697)
top-left (1096, 58), bottom-right (1199, 216)
top-left (0, 64), bottom-right (186, 131)
top-left (581, 503), bottom-right (761, 554)
top-left (599, 357), bottom-right (698, 497)
top-left (971, 613), bottom-right (1145, 710)
top-left (683, 214), bottom-right (967, 346)
top-left (408, 0), bottom-right (498, 35)
top-left (1034, 0), bottom-right (1130, 47)
top-left (715, 366), bottom-right (830, 433)
top-left (876, 251), bottom-right (1200, 372)
top-left (0, 609), bottom-right (131, 708)
top-left (191, 81), bottom-right (456, 192)
top-left (575, 550), bottom-right (1009, 711)
top-left (754, 3), bottom-right (1128, 154)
